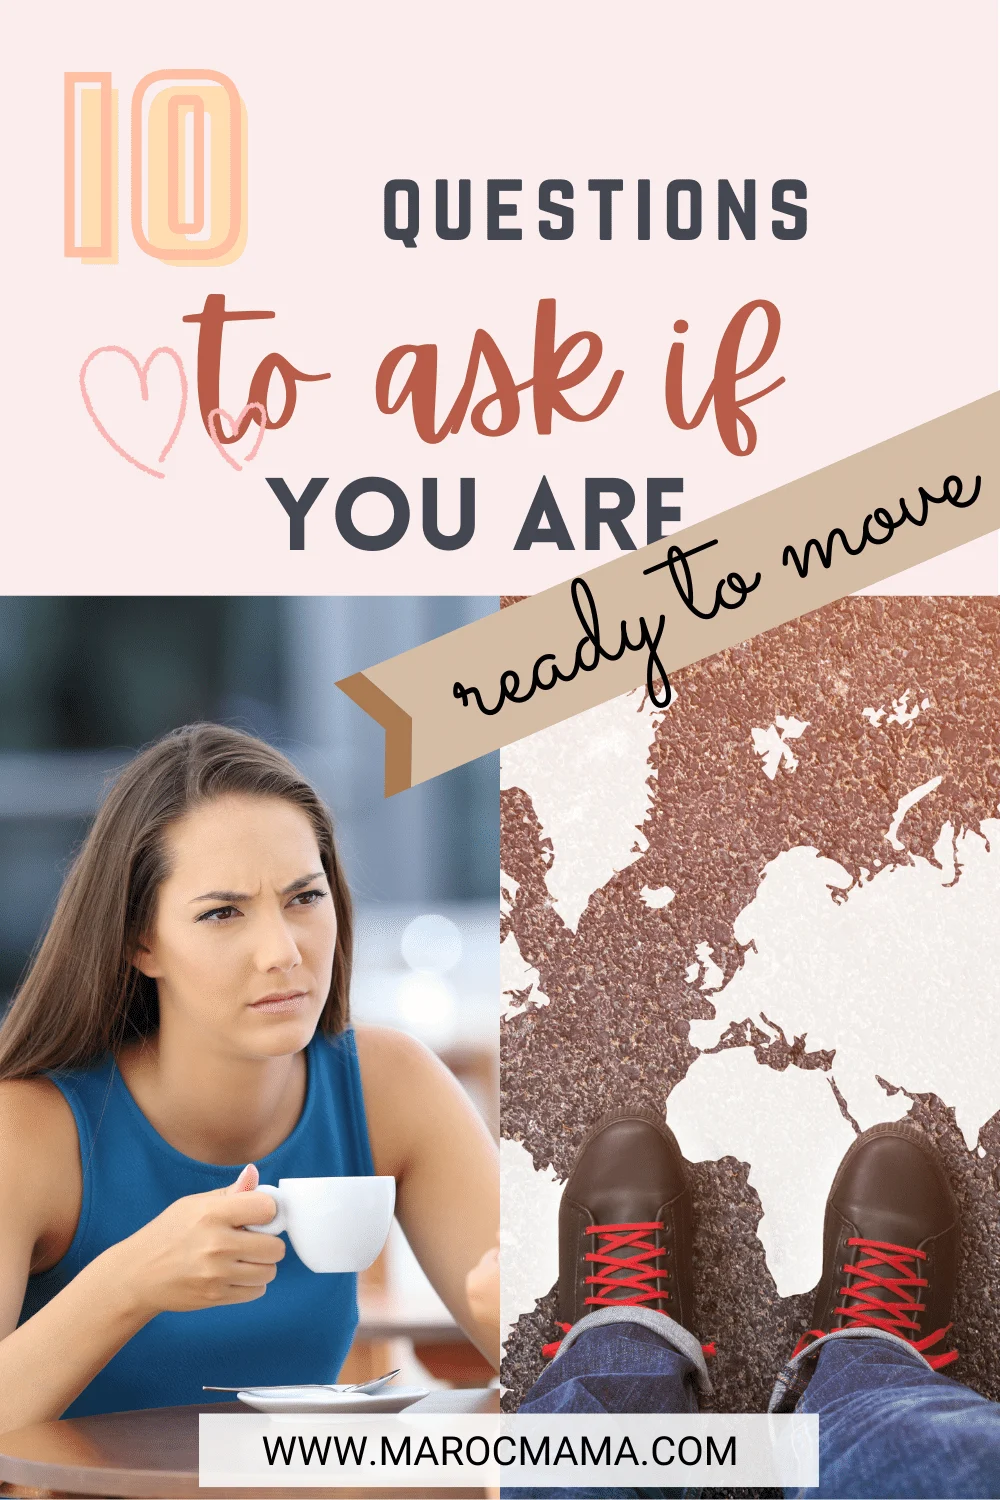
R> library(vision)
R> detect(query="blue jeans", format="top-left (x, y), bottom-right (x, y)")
top-left (505, 1309), bottom-right (1000, 1499)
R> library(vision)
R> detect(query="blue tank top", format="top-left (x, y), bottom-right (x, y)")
top-left (19, 1028), bottom-right (376, 1416)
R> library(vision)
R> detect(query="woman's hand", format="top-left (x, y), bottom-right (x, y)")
top-left (111, 1163), bottom-right (286, 1318)
top-left (465, 1241), bottom-right (500, 1345)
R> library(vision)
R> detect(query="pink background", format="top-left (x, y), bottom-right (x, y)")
top-left (2, 1), bottom-right (996, 594)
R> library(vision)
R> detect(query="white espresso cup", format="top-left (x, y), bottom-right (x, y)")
top-left (244, 1176), bottom-right (395, 1273)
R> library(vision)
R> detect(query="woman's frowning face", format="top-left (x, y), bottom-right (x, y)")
top-left (133, 793), bottom-right (337, 1056)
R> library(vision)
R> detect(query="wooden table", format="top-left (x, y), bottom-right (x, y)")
top-left (0, 1388), bottom-right (500, 1499)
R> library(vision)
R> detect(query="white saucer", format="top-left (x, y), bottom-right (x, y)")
top-left (236, 1384), bottom-right (428, 1414)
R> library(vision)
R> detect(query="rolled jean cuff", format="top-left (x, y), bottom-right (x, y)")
top-left (554, 1305), bottom-right (713, 1399)
top-left (768, 1326), bottom-right (936, 1413)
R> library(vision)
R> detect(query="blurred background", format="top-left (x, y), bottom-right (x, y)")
top-left (0, 595), bottom-right (499, 1388)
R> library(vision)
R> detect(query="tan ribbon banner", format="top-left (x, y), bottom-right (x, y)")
top-left (337, 393), bottom-right (1000, 794)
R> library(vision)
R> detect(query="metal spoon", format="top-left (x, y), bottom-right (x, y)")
top-left (203, 1369), bottom-right (401, 1395)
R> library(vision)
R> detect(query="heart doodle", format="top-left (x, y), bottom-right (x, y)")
top-left (80, 346), bottom-right (188, 479)
top-left (208, 404), bottom-right (268, 471)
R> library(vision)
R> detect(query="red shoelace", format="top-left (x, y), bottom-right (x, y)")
top-left (541, 1221), bottom-right (717, 1359)
top-left (793, 1237), bottom-right (957, 1369)
top-left (584, 1220), bottom-right (670, 1308)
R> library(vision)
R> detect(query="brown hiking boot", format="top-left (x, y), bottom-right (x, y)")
top-left (556, 1108), bottom-right (693, 1331)
top-left (795, 1121), bottom-right (960, 1369)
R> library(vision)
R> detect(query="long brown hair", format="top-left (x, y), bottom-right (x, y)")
top-left (0, 724), bottom-right (353, 1080)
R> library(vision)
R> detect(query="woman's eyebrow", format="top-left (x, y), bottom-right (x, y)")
top-left (281, 871), bottom-right (327, 894)
top-left (190, 887), bottom-right (252, 903)
top-left (189, 871), bottom-right (326, 904)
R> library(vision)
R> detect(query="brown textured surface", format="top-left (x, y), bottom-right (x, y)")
top-left (501, 596), bottom-right (1000, 1431)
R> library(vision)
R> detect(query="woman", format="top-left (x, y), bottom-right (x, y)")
top-left (0, 724), bottom-right (499, 1432)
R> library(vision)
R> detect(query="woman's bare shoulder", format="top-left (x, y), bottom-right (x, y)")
top-left (0, 1079), bottom-right (82, 1321)
top-left (351, 1025), bottom-right (452, 1175)
top-left (0, 1074), bottom-right (76, 1128)
top-left (352, 1023), bottom-right (438, 1077)
top-left (0, 1077), bottom-right (81, 1197)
